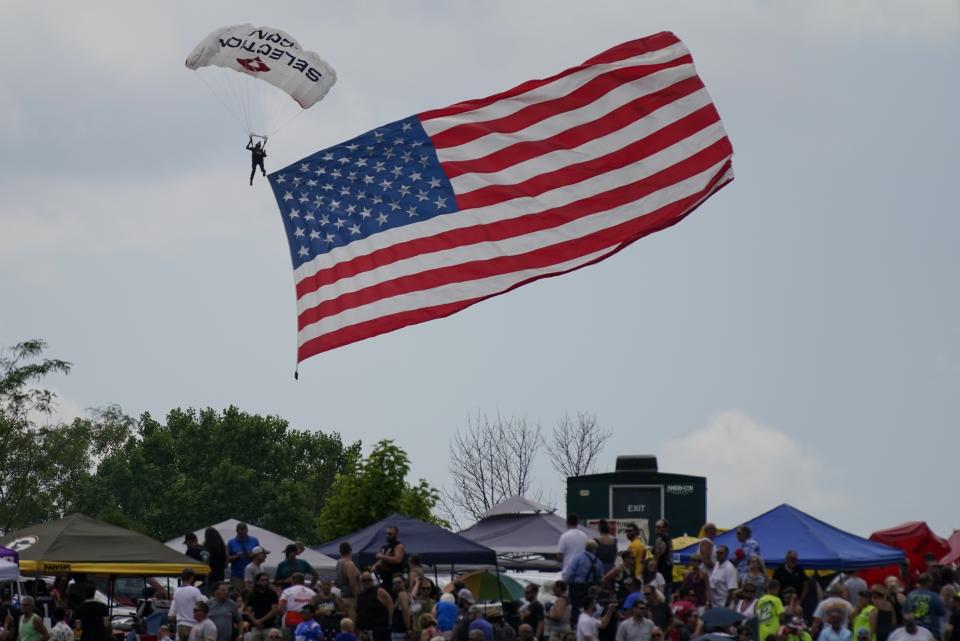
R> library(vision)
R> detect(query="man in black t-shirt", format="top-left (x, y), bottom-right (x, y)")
top-left (246, 573), bottom-right (279, 641)
top-left (184, 533), bottom-right (210, 564)
top-left (519, 584), bottom-right (545, 640)
top-left (373, 525), bottom-right (406, 588)
top-left (642, 585), bottom-right (671, 631)
top-left (74, 583), bottom-right (110, 641)
top-left (651, 520), bottom-right (673, 599)
top-left (772, 551), bottom-right (807, 597)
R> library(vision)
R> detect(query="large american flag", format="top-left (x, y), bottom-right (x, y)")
top-left (269, 32), bottom-right (733, 365)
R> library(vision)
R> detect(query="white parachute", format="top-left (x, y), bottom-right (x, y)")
top-left (186, 24), bottom-right (337, 138)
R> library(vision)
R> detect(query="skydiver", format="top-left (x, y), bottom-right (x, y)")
top-left (247, 136), bottom-right (267, 186)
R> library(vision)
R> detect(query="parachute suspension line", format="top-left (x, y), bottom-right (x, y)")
top-left (261, 82), bottom-right (285, 136)
top-left (229, 67), bottom-right (255, 134)
top-left (269, 105), bottom-right (307, 138)
top-left (194, 71), bottom-right (247, 134)
top-left (211, 66), bottom-right (250, 134)
top-left (253, 74), bottom-right (270, 136)
top-left (239, 70), bottom-right (255, 133)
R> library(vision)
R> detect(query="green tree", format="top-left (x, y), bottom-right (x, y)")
top-left (74, 406), bottom-right (362, 543)
top-left (316, 439), bottom-right (444, 540)
top-left (0, 340), bottom-right (128, 532)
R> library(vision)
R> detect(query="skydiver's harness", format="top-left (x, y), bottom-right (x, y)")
top-left (249, 134), bottom-right (268, 164)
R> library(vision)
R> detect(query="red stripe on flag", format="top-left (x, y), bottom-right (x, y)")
top-left (296, 149), bottom-right (731, 328)
top-left (417, 32), bottom-right (682, 122)
top-left (294, 136), bottom-right (732, 302)
top-left (428, 56), bottom-right (694, 150)
top-left (454, 104), bottom-right (724, 210)
top-left (296, 158), bottom-right (732, 360)
top-left (440, 76), bottom-right (706, 179)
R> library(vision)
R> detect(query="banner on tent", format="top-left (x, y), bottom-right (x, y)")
top-left (587, 519), bottom-right (650, 545)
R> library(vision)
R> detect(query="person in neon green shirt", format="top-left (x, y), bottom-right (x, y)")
top-left (755, 580), bottom-right (785, 641)
top-left (852, 591), bottom-right (877, 641)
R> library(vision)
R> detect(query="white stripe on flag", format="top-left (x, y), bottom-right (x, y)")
top-left (419, 41), bottom-right (691, 136)
top-left (292, 121), bottom-right (728, 285)
top-left (434, 64), bottom-right (698, 163)
top-left (297, 246), bottom-right (614, 345)
top-left (295, 158), bottom-right (730, 313)
top-left (448, 88), bottom-right (714, 194)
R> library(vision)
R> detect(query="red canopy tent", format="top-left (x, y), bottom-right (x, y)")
top-left (940, 530), bottom-right (960, 565)
top-left (860, 522), bottom-right (950, 587)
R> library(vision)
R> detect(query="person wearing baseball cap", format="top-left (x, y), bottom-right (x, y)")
top-left (293, 604), bottom-right (323, 641)
top-left (243, 546), bottom-right (270, 587)
top-left (277, 543), bottom-right (319, 588)
top-left (617, 594), bottom-right (653, 641)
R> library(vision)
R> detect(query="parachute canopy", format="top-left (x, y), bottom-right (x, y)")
top-left (186, 24), bottom-right (336, 136)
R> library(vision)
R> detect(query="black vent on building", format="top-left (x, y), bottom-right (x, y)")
top-left (615, 455), bottom-right (658, 472)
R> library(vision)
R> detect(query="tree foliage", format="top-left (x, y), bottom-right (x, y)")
top-left (0, 339), bottom-right (71, 420)
top-left (0, 341), bottom-right (129, 532)
top-left (74, 406), bottom-right (363, 543)
top-left (316, 439), bottom-right (443, 540)
top-left (441, 413), bottom-right (544, 527)
top-left (545, 411), bottom-right (612, 479)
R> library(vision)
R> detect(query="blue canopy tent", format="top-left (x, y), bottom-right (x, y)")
top-left (314, 513), bottom-right (498, 566)
top-left (674, 504), bottom-right (906, 570)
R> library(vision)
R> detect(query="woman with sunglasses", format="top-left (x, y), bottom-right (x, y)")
top-left (735, 587), bottom-right (759, 620)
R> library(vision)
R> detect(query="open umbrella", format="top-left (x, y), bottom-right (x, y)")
top-left (460, 570), bottom-right (525, 602)
top-left (701, 608), bottom-right (746, 631)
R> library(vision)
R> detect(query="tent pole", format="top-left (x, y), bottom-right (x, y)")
top-left (495, 564), bottom-right (503, 603)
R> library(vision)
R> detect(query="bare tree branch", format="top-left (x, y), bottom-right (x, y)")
top-left (545, 411), bottom-right (612, 479)
top-left (443, 412), bottom-right (544, 523)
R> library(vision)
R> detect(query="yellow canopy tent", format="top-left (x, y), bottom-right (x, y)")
top-left (1, 513), bottom-right (207, 575)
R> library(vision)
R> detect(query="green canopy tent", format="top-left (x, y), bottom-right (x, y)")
top-left (0, 513), bottom-right (207, 575)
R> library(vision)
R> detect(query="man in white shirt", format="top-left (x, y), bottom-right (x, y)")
top-left (813, 584), bottom-right (855, 631)
top-left (886, 616), bottom-right (934, 641)
top-left (616, 597), bottom-right (654, 641)
top-left (558, 514), bottom-right (589, 574)
top-left (170, 569), bottom-right (208, 641)
top-left (576, 598), bottom-right (600, 641)
top-left (709, 545), bottom-right (739, 608)
top-left (244, 547), bottom-right (270, 587)
top-left (279, 573), bottom-right (317, 629)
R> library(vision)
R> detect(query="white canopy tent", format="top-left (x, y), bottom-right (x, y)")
top-left (164, 518), bottom-right (336, 575)
top-left (0, 558), bottom-right (18, 581)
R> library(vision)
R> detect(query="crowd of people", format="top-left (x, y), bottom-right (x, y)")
top-left (1, 518), bottom-right (958, 641)
top-left (552, 516), bottom-right (958, 641)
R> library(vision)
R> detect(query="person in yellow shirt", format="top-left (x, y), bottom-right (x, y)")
top-left (755, 580), bottom-right (785, 641)
top-left (624, 523), bottom-right (646, 574)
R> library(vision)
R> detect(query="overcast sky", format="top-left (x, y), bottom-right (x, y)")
top-left (3, 1), bottom-right (958, 538)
